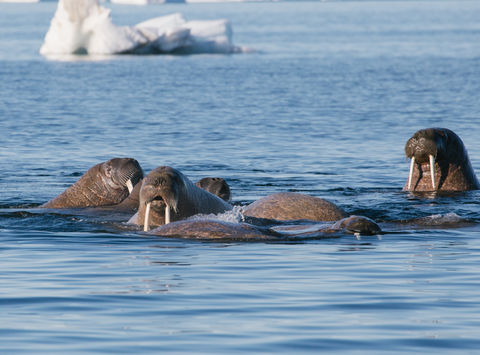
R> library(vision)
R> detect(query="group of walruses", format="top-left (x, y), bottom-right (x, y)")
top-left (39, 128), bottom-right (479, 240)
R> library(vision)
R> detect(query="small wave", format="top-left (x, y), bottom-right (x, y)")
top-left (415, 213), bottom-right (464, 225)
top-left (394, 212), bottom-right (476, 229)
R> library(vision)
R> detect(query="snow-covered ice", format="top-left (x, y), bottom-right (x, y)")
top-left (40, 0), bottom-right (246, 56)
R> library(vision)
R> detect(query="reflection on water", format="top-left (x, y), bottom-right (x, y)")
top-left (41, 53), bottom-right (118, 62)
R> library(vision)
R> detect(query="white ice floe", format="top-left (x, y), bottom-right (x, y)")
top-left (185, 0), bottom-right (248, 3)
top-left (40, 0), bottom-right (245, 56)
top-left (0, 0), bottom-right (38, 2)
top-left (110, 0), bottom-right (170, 5)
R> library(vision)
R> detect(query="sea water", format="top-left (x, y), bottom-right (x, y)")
top-left (1, 1), bottom-right (480, 353)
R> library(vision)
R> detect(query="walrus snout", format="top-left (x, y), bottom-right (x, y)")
top-left (404, 128), bottom-right (447, 163)
top-left (141, 193), bottom-right (172, 231)
top-left (141, 186), bottom-right (178, 212)
top-left (140, 172), bottom-right (180, 214)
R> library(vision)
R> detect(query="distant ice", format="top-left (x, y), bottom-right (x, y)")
top-left (184, 0), bottom-right (248, 2)
top-left (0, 0), bottom-right (39, 2)
top-left (40, 0), bottom-right (246, 56)
top-left (109, 0), bottom-right (248, 4)
top-left (110, 0), bottom-right (177, 4)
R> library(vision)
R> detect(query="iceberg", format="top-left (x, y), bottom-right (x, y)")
top-left (110, 0), bottom-right (182, 4)
top-left (0, 0), bottom-right (39, 3)
top-left (40, 0), bottom-right (245, 56)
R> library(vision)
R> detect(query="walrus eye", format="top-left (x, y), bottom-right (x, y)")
top-left (154, 178), bottom-right (166, 186)
top-left (104, 165), bottom-right (113, 178)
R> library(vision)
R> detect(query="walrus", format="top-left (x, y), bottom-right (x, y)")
top-left (271, 215), bottom-right (381, 237)
top-left (147, 215), bottom-right (381, 241)
top-left (42, 158), bottom-right (144, 208)
top-left (117, 176), bottom-right (231, 213)
top-left (195, 177), bottom-right (231, 202)
top-left (242, 192), bottom-right (346, 221)
top-left (404, 128), bottom-right (479, 192)
top-left (129, 166), bottom-right (233, 231)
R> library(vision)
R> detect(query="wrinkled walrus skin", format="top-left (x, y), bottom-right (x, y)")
top-left (404, 128), bottom-right (479, 192)
top-left (42, 158), bottom-right (144, 208)
top-left (242, 192), bottom-right (346, 222)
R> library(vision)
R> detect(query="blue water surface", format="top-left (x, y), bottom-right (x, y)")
top-left (1, 1), bottom-right (480, 353)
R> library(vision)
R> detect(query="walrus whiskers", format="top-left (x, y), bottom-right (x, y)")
top-left (144, 202), bottom-right (151, 232)
top-left (408, 156), bottom-right (415, 190)
top-left (121, 168), bottom-right (143, 192)
top-left (429, 154), bottom-right (436, 190)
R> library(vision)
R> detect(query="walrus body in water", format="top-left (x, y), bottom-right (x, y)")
top-left (242, 192), bottom-right (346, 222)
top-left (42, 158), bottom-right (143, 208)
top-left (130, 166), bottom-right (233, 231)
top-left (404, 128), bottom-right (479, 192)
top-left (147, 215), bottom-right (381, 241)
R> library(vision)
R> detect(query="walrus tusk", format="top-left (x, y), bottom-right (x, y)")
top-left (126, 179), bottom-right (134, 194)
top-left (165, 204), bottom-right (171, 224)
top-left (408, 157), bottom-right (415, 190)
top-left (144, 202), bottom-right (151, 232)
top-left (429, 154), bottom-right (436, 190)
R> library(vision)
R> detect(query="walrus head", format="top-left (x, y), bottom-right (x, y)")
top-left (195, 177), bottom-right (231, 202)
top-left (404, 128), bottom-right (479, 192)
top-left (331, 215), bottom-right (381, 235)
top-left (140, 166), bottom-right (183, 231)
top-left (102, 158), bottom-right (144, 195)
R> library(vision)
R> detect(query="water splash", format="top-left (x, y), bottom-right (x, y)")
top-left (189, 206), bottom-right (245, 224)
